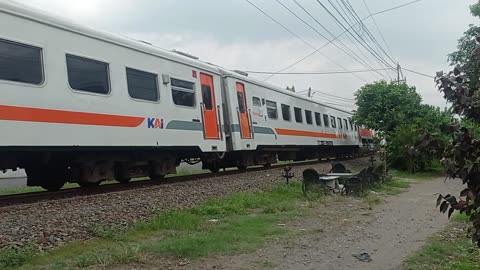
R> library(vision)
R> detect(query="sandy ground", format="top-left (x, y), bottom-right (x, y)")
top-left (160, 177), bottom-right (462, 270)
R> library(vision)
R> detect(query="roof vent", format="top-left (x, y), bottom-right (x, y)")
top-left (233, 70), bottom-right (249, 77)
top-left (171, 50), bottom-right (199, 60)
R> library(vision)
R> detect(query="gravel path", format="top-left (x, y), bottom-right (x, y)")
top-left (0, 158), bottom-right (370, 251)
top-left (182, 177), bottom-right (462, 270)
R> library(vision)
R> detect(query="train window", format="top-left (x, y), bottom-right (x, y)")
top-left (237, 92), bottom-right (246, 113)
top-left (266, 100), bottom-right (278, 119)
top-left (0, 39), bottom-right (43, 85)
top-left (349, 119), bottom-right (354, 130)
top-left (315, 112), bottom-right (322, 126)
top-left (323, 114), bottom-right (330, 127)
top-left (281, 104), bottom-right (291, 121)
top-left (305, 110), bottom-right (313, 125)
top-left (294, 107), bottom-right (303, 123)
top-left (66, 54), bottom-right (110, 94)
top-left (331, 116), bottom-right (336, 128)
top-left (338, 117), bottom-right (343, 129)
top-left (126, 68), bottom-right (159, 101)
top-left (202, 85), bottom-right (213, 110)
top-left (252, 97), bottom-right (261, 107)
top-left (344, 119), bottom-right (349, 130)
top-left (171, 78), bottom-right (195, 107)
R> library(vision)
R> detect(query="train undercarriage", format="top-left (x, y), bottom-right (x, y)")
top-left (0, 145), bottom-right (360, 191)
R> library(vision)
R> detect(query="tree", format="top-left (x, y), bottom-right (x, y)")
top-left (353, 81), bottom-right (422, 135)
top-left (354, 81), bottom-right (450, 172)
top-left (434, 0), bottom-right (480, 247)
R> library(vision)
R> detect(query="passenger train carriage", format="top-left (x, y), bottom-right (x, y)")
top-left (0, 0), bottom-right (369, 190)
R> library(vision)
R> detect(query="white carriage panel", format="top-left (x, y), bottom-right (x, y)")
top-left (0, 10), bottom-right (226, 152)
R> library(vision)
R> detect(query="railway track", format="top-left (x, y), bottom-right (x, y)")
top-left (0, 157), bottom-right (361, 208)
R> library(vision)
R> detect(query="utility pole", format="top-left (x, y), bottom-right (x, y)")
top-left (397, 62), bottom-right (401, 84)
top-left (308, 87), bottom-right (312, 98)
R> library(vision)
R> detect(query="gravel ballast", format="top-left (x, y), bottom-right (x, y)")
top-left (0, 158), bottom-right (370, 251)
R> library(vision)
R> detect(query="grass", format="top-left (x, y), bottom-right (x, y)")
top-left (361, 177), bottom-right (411, 206)
top-left (2, 181), bottom-right (310, 269)
top-left (392, 169), bottom-right (444, 180)
top-left (403, 214), bottom-right (480, 270)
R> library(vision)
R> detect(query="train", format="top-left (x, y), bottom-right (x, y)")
top-left (0, 1), bottom-right (373, 191)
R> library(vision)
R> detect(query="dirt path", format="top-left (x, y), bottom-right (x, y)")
top-left (183, 177), bottom-right (462, 270)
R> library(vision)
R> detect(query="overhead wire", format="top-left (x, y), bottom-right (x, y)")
top-left (361, 0), bottom-right (395, 63)
top-left (244, 0), bottom-right (368, 83)
top-left (336, 0), bottom-right (398, 78)
top-left (245, 0), bottom-right (423, 81)
top-left (315, 0), bottom-right (397, 72)
top-left (245, 68), bottom-right (390, 75)
top-left (341, 0), bottom-right (396, 64)
top-left (274, 0), bottom-right (386, 80)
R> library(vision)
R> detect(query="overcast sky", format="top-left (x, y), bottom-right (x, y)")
top-left (14, 0), bottom-right (479, 109)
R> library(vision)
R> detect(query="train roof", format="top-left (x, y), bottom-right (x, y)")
top-left (0, 0), bottom-right (220, 74)
top-left (1, 0), bottom-right (353, 115)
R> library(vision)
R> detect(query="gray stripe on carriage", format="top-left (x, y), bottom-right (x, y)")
top-left (166, 121), bottom-right (203, 131)
top-left (231, 124), bottom-right (275, 135)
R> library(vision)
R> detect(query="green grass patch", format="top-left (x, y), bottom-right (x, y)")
top-left (452, 213), bottom-right (470, 223)
top-left (403, 236), bottom-right (480, 270)
top-left (6, 182), bottom-right (311, 269)
top-left (392, 169), bottom-right (444, 181)
top-left (370, 178), bottom-right (411, 196)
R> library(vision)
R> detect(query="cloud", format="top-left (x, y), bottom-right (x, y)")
top-left (12, 0), bottom-right (479, 109)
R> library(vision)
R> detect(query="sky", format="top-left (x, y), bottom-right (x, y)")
top-left (13, 0), bottom-right (480, 109)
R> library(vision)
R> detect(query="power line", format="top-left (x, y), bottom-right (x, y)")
top-left (402, 67), bottom-right (434, 78)
top-left (361, 0), bottom-right (395, 62)
top-left (297, 89), bottom-right (356, 102)
top-left (245, 68), bottom-right (390, 75)
top-left (338, 0), bottom-right (398, 78)
top-left (370, 0), bottom-right (422, 17)
top-left (264, 0), bottom-right (423, 77)
top-left (274, 0), bottom-right (386, 80)
top-left (244, 0), bottom-right (368, 83)
top-left (315, 0), bottom-right (396, 72)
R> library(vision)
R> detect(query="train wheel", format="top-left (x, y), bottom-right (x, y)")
top-left (117, 178), bottom-right (131, 184)
top-left (40, 182), bottom-right (65, 192)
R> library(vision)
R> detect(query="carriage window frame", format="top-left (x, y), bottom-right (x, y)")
top-left (338, 117), bottom-right (343, 129)
top-left (281, 104), bottom-right (291, 121)
top-left (66, 54), bottom-right (111, 95)
top-left (266, 100), bottom-right (278, 119)
top-left (315, 112), bottom-right (322, 126)
top-left (323, 114), bottom-right (330, 127)
top-left (0, 38), bottom-right (44, 86)
top-left (305, 110), bottom-right (313, 125)
top-left (294, 107), bottom-right (303, 123)
top-left (252, 96), bottom-right (262, 107)
top-left (171, 78), bottom-right (196, 108)
top-left (331, 116), bottom-right (337, 128)
top-left (344, 119), bottom-right (349, 130)
top-left (126, 67), bottom-right (159, 102)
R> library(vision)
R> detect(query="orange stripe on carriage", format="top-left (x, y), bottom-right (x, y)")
top-left (0, 105), bottom-right (145, 127)
top-left (275, 128), bottom-right (348, 139)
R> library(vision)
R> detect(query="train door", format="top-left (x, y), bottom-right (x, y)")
top-left (236, 82), bottom-right (252, 139)
top-left (200, 73), bottom-right (220, 140)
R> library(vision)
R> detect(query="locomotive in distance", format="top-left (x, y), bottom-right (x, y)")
top-left (0, 1), bottom-right (373, 191)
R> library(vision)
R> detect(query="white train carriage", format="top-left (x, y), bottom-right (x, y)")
top-left (0, 1), bottom-right (227, 190)
top-left (215, 70), bottom-right (362, 170)
top-left (0, 0), bottom-right (363, 190)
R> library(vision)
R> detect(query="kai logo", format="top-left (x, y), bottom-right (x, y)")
top-left (147, 118), bottom-right (164, 129)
